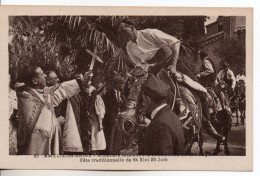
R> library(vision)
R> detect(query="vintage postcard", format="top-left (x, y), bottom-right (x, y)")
top-left (0, 6), bottom-right (253, 170)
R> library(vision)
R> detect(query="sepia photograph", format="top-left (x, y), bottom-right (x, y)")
top-left (0, 6), bottom-right (253, 170)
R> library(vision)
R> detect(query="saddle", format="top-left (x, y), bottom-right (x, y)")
top-left (206, 86), bottom-right (231, 114)
top-left (155, 68), bottom-right (202, 130)
top-left (120, 66), bottom-right (203, 136)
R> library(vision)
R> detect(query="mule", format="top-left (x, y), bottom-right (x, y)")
top-left (230, 91), bottom-right (240, 126)
top-left (238, 81), bottom-right (246, 125)
top-left (206, 83), bottom-right (232, 155)
top-left (231, 81), bottom-right (246, 126)
top-left (119, 67), bottom-right (204, 155)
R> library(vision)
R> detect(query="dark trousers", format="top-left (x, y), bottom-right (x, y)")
top-left (103, 119), bottom-right (122, 155)
top-left (148, 45), bottom-right (211, 121)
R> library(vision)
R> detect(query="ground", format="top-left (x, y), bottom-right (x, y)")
top-left (196, 115), bottom-right (246, 156)
top-left (9, 114), bottom-right (245, 156)
top-left (120, 114), bottom-right (246, 156)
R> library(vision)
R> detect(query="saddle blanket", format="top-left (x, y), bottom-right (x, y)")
top-left (175, 72), bottom-right (207, 93)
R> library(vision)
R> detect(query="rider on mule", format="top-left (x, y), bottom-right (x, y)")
top-left (196, 51), bottom-right (216, 88)
top-left (215, 62), bottom-right (236, 97)
top-left (114, 18), bottom-right (224, 141)
top-left (236, 68), bottom-right (246, 84)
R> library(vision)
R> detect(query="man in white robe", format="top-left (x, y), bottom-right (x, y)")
top-left (45, 70), bottom-right (85, 154)
top-left (17, 66), bottom-right (92, 155)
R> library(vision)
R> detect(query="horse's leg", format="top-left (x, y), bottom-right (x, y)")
top-left (213, 140), bottom-right (221, 155)
top-left (241, 108), bottom-right (245, 125)
top-left (212, 112), bottom-right (221, 155)
top-left (199, 131), bottom-right (204, 156)
top-left (224, 129), bottom-right (230, 155)
top-left (236, 108), bottom-right (239, 126)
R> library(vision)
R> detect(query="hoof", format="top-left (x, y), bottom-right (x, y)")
top-left (225, 150), bottom-right (230, 155)
top-left (212, 149), bottom-right (220, 155)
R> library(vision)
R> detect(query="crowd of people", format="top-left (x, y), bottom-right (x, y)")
top-left (9, 18), bottom-right (246, 155)
top-left (9, 66), bottom-right (128, 155)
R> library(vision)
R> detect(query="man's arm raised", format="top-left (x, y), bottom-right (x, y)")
top-left (51, 71), bottom-right (94, 107)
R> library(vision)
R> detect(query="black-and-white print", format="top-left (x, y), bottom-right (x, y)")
top-left (8, 16), bottom-right (246, 156)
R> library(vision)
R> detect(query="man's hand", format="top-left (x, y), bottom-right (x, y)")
top-left (167, 65), bottom-right (176, 75)
top-left (196, 73), bottom-right (201, 78)
top-left (82, 71), bottom-right (94, 84)
top-left (139, 117), bottom-right (151, 128)
top-left (85, 85), bottom-right (96, 96)
top-left (175, 72), bottom-right (185, 83)
top-left (80, 71), bottom-right (95, 96)
top-left (57, 116), bottom-right (65, 125)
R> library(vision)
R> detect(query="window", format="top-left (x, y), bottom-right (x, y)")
top-left (218, 23), bottom-right (223, 32)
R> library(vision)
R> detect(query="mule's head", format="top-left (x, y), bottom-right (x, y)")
top-left (119, 66), bottom-right (147, 135)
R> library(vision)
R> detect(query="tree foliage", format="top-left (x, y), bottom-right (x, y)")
top-left (213, 38), bottom-right (245, 75)
top-left (9, 16), bottom-right (207, 85)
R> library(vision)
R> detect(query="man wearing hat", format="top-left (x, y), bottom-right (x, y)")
top-left (115, 18), bottom-right (224, 141)
top-left (139, 74), bottom-right (185, 155)
top-left (103, 74), bottom-right (126, 154)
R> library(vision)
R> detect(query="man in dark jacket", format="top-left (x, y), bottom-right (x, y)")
top-left (139, 74), bottom-right (185, 155)
top-left (103, 74), bottom-right (126, 155)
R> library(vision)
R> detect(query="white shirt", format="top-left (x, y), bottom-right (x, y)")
top-left (151, 103), bottom-right (167, 120)
top-left (236, 74), bottom-right (246, 83)
top-left (95, 94), bottom-right (106, 120)
top-left (126, 29), bottom-right (180, 65)
top-left (200, 57), bottom-right (214, 77)
top-left (215, 69), bottom-right (236, 89)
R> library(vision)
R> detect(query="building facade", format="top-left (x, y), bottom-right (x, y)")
top-left (199, 16), bottom-right (246, 73)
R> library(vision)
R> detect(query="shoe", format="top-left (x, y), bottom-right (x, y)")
top-left (203, 121), bottom-right (225, 141)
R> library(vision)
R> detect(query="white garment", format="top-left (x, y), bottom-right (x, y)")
top-left (28, 88), bottom-right (61, 155)
top-left (95, 95), bottom-right (106, 119)
top-left (126, 29), bottom-right (180, 65)
top-left (200, 58), bottom-right (214, 77)
top-left (176, 72), bottom-right (207, 93)
top-left (9, 88), bottom-right (18, 155)
top-left (151, 103), bottom-right (167, 120)
top-left (215, 69), bottom-right (236, 89)
top-left (9, 88), bottom-right (17, 117)
top-left (26, 79), bottom-right (80, 155)
top-left (91, 95), bottom-right (106, 151)
top-left (63, 100), bottom-right (83, 152)
top-left (236, 74), bottom-right (246, 83)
